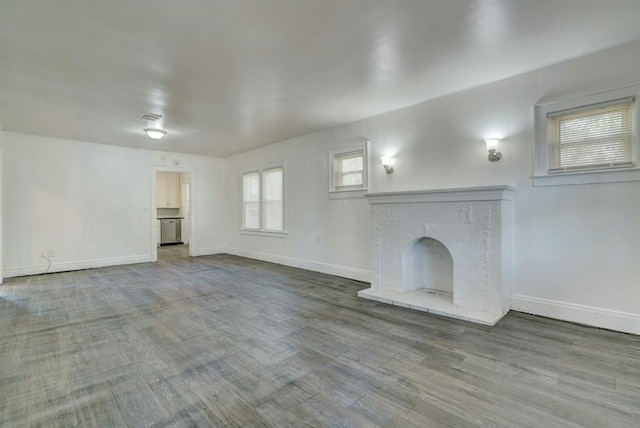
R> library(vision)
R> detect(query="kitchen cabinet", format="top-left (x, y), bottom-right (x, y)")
top-left (156, 220), bottom-right (161, 245)
top-left (156, 172), bottom-right (181, 208)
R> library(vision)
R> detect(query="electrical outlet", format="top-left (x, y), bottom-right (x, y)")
top-left (47, 250), bottom-right (55, 257)
top-left (316, 236), bottom-right (321, 244)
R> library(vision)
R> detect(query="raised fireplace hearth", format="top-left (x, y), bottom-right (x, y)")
top-left (358, 185), bottom-right (514, 325)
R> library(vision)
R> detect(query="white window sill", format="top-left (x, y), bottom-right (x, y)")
top-left (329, 189), bottom-right (368, 199)
top-left (240, 229), bottom-right (288, 238)
top-left (532, 167), bottom-right (640, 187)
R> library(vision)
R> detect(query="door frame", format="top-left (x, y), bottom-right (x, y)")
top-left (150, 166), bottom-right (196, 262)
top-left (0, 127), bottom-right (3, 284)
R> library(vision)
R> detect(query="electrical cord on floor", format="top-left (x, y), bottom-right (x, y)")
top-left (40, 253), bottom-right (51, 274)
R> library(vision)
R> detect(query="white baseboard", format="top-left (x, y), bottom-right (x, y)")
top-left (3, 254), bottom-right (151, 278)
top-left (512, 294), bottom-right (640, 335)
top-left (225, 247), bottom-right (370, 283)
top-left (5, 250), bottom-right (637, 336)
top-left (193, 246), bottom-right (226, 257)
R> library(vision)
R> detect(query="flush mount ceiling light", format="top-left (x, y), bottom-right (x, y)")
top-left (144, 128), bottom-right (167, 140)
top-left (140, 113), bottom-right (167, 139)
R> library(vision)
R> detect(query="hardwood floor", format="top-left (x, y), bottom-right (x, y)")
top-left (1, 245), bottom-right (639, 427)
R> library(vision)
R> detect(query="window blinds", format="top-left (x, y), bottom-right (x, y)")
top-left (547, 98), bottom-right (635, 172)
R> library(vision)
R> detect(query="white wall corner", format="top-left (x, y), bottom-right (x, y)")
top-left (511, 294), bottom-right (640, 335)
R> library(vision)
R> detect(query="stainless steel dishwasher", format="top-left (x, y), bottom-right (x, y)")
top-left (160, 219), bottom-right (182, 245)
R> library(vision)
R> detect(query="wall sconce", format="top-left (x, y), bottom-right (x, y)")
top-left (485, 138), bottom-right (502, 162)
top-left (380, 156), bottom-right (395, 174)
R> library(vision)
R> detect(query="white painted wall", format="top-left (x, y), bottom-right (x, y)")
top-left (0, 123), bottom-right (3, 284)
top-left (225, 40), bottom-right (640, 333)
top-left (2, 132), bottom-right (225, 277)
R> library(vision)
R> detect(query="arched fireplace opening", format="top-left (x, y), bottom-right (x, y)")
top-left (402, 237), bottom-right (453, 301)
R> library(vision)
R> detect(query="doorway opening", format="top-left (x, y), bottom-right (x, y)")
top-left (153, 170), bottom-right (193, 262)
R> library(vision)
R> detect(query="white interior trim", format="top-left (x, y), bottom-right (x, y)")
top-left (328, 189), bottom-right (368, 199)
top-left (532, 168), bottom-right (640, 186)
top-left (365, 185), bottom-right (515, 204)
top-left (226, 246), bottom-right (370, 283)
top-left (4, 254), bottom-right (151, 279)
top-left (533, 83), bottom-right (640, 186)
top-left (240, 161), bottom-right (287, 233)
top-left (192, 247), bottom-right (226, 257)
top-left (512, 294), bottom-right (640, 335)
top-left (0, 124), bottom-right (3, 284)
top-left (150, 166), bottom-right (197, 262)
top-left (4, 230), bottom-right (639, 335)
top-left (328, 139), bottom-right (371, 195)
top-left (240, 229), bottom-right (288, 238)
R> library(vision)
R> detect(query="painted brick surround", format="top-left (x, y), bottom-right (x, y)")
top-left (358, 186), bottom-right (515, 325)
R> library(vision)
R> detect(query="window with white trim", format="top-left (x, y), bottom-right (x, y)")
top-left (329, 141), bottom-right (370, 196)
top-left (533, 84), bottom-right (640, 186)
top-left (335, 151), bottom-right (364, 187)
top-left (242, 171), bottom-right (261, 229)
top-left (242, 164), bottom-right (285, 232)
top-left (547, 98), bottom-right (635, 173)
top-left (263, 167), bottom-right (283, 231)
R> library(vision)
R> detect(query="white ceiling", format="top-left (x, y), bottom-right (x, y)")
top-left (2, 0), bottom-right (640, 157)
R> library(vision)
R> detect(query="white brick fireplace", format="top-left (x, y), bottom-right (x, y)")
top-left (358, 185), bottom-right (514, 325)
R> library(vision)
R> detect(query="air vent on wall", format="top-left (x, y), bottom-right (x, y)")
top-left (139, 113), bottom-right (162, 121)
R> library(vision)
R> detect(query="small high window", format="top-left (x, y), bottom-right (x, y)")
top-left (335, 151), bottom-right (364, 188)
top-left (329, 141), bottom-right (370, 197)
top-left (547, 98), bottom-right (635, 173)
top-left (533, 84), bottom-right (640, 186)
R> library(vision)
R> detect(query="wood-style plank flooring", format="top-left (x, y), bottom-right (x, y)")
top-left (1, 245), bottom-right (639, 427)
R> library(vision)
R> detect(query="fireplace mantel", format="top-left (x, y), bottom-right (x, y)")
top-left (365, 185), bottom-right (515, 204)
top-left (359, 185), bottom-right (515, 325)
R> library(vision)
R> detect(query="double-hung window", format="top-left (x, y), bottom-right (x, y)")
top-left (262, 167), bottom-right (284, 231)
top-left (329, 141), bottom-right (370, 197)
top-left (242, 164), bottom-right (285, 233)
top-left (534, 84), bottom-right (639, 186)
top-left (242, 172), bottom-right (261, 229)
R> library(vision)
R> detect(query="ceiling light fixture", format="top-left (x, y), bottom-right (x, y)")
top-left (140, 112), bottom-right (166, 140)
top-left (144, 128), bottom-right (167, 140)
